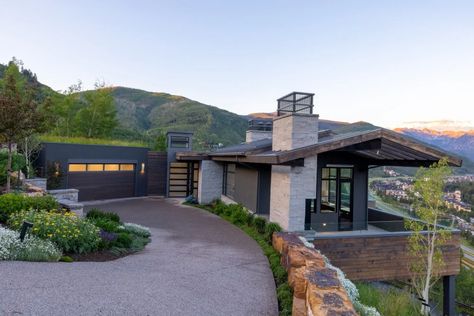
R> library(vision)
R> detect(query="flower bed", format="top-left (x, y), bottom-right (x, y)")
top-left (9, 210), bottom-right (101, 254)
top-left (0, 193), bottom-right (151, 262)
top-left (0, 226), bottom-right (61, 261)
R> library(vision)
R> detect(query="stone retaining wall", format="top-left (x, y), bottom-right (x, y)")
top-left (272, 232), bottom-right (357, 316)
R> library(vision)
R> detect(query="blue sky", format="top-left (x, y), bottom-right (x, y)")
top-left (1, 0), bottom-right (473, 128)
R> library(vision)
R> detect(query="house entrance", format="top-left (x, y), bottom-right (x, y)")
top-left (312, 166), bottom-right (354, 231)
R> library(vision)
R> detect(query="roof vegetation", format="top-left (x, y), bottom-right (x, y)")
top-left (39, 135), bottom-right (148, 148)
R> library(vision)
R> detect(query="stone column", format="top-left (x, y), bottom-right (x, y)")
top-left (269, 113), bottom-right (319, 231)
top-left (198, 160), bottom-right (223, 205)
top-left (270, 156), bottom-right (317, 231)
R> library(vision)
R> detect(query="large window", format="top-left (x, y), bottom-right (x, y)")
top-left (320, 167), bottom-right (353, 214)
top-left (223, 163), bottom-right (235, 199)
top-left (170, 136), bottom-right (189, 148)
top-left (68, 163), bottom-right (135, 172)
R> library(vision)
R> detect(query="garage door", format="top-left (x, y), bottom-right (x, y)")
top-left (67, 163), bottom-right (136, 201)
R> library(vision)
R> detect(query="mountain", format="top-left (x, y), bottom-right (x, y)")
top-left (110, 87), bottom-right (248, 149)
top-left (394, 128), bottom-right (474, 163)
top-left (394, 127), bottom-right (474, 175)
top-left (246, 112), bottom-right (348, 131)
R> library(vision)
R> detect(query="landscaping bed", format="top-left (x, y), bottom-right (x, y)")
top-left (189, 200), bottom-right (292, 316)
top-left (0, 193), bottom-right (151, 262)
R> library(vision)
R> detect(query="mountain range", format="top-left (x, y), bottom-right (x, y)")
top-left (1, 61), bottom-right (473, 174)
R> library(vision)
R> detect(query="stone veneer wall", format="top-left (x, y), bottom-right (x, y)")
top-left (245, 130), bottom-right (272, 143)
top-left (270, 156), bottom-right (317, 231)
top-left (270, 113), bottom-right (319, 231)
top-left (272, 113), bottom-right (319, 151)
top-left (273, 232), bottom-right (357, 316)
top-left (198, 160), bottom-right (223, 204)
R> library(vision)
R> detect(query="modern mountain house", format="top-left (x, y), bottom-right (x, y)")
top-left (36, 92), bottom-right (462, 315)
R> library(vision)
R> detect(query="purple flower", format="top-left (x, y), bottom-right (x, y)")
top-left (99, 230), bottom-right (117, 242)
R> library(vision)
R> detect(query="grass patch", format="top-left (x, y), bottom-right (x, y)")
top-left (190, 201), bottom-right (292, 316)
top-left (355, 282), bottom-right (422, 316)
top-left (40, 134), bottom-right (148, 148)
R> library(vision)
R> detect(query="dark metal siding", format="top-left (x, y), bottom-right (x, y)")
top-left (36, 143), bottom-right (149, 198)
top-left (234, 165), bottom-right (258, 212)
top-left (257, 166), bottom-right (271, 215)
top-left (69, 171), bottom-right (135, 201)
top-left (147, 152), bottom-right (167, 196)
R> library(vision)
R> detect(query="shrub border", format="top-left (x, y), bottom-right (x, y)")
top-left (190, 201), bottom-right (293, 316)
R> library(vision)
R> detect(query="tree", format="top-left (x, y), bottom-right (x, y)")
top-left (50, 81), bottom-right (82, 137)
top-left (74, 81), bottom-right (117, 138)
top-left (18, 134), bottom-right (42, 179)
top-left (0, 61), bottom-right (49, 191)
top-left (405, 158), bottom-right (452, 315)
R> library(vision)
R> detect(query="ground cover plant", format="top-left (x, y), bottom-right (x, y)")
top-left (0, 226), bottom-right (61, 261)
top-left (355, 282), bottom-right (422, 316)
top-left (85, 208), bottom-right (151, 258)
top-left (191, 200), bottom-right (292, 316)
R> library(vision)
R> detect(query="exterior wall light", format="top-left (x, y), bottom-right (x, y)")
top-left (322, 223), bottom-right (327, 227)
top-left (140, 162), bottom-right (145, 174)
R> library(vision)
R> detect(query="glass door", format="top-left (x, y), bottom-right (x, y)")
top-left (314, 167), bottom-right (353, 231)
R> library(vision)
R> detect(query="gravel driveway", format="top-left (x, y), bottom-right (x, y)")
top-left (0, 197), bottom-right (278, 316)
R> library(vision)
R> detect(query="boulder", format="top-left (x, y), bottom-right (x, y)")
top-left (272, 232), bottom-right (302, 254)
top-left (305, 267), bottom-right (356, 316)
top-left (292, 296), bottom-right (307, 316)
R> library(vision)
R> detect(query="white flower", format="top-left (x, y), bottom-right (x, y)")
top-left (122, 222), bottom-right (151, 238)
top-left (0, 227), bottom-right (61, 261)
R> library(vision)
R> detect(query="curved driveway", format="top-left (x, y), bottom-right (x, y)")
top-left (0, 198), bottom-right (278, 316)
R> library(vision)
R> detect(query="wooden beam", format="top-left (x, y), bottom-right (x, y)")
top-left (381, 130), bottom-right (462, 166)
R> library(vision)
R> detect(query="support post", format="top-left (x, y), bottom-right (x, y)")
top-left (443, 275), bottom-right (455, 316)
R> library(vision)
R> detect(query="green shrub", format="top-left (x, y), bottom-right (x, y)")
top-left (273, 265), bottom-right (288, 285)
top-left (128, 235), bottom-right (151, 252)
top-left (265, 222), bottom-right (282, 242)
top-left (230, 208), bottom-right (249, 225)
top-left (0, 193), bottom-right (59, 221)
top-left (253, 217), bottom-right (267, 234)
top-left (59, 255), bottom-right (74, 262)
top-left (199, 201), bottom-right (292, 315)
top-left (86, 208), bottom-right (121, 223)
top-left (90, 218), bottom-right (121, 232)
top-left (113, 232), bottom-right (133, 248)
top-left (28, 195), bottom-right (59, 211)
top-left (245, 212), bottom-right (254, 226)
top-left (355, 282), bottom-right (421, 316)
top-left (0, 152), bottom-right (26, 185)
top-left (276, 283), bottom-right (293, 316)
top-left (8, 210), bottom-right (100, 254)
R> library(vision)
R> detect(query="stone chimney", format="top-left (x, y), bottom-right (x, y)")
top-left (245, 119), bottom-right (273, 143)
top-left (272, 92), bottom-right (318, 151)
top-left (270, 92), bottom-right (319, 231)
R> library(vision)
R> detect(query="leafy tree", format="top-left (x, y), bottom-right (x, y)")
top-left (405, 158), bottom-right (453, 315)
top-left (152, 132), bottom-right (167, 151)
top-left (50, 81), bottom-right (82, 137)
top-left (74, 81), bottom-right (117, 138)
top-left (0, 61), bottom-right (50, 191)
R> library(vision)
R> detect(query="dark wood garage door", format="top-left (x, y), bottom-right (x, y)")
top-left (67, 163), bottom-right (136, 201)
